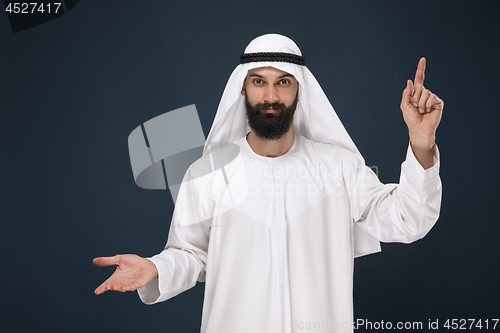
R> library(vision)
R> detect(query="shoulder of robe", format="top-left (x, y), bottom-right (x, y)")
top-left (304, 141), bottom-right (366, 184)
top-left (304, 138), bottom-right (358, 166)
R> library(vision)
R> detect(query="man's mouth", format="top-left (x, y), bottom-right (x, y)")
top-left (264, 108), bottom-right (277, 113)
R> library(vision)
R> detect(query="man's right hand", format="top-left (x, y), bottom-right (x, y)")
top-left (93, 254), bottom-right (158, 295)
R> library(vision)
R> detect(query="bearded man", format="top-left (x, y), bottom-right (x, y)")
top-left (94, 34), bottom-right (443, 333)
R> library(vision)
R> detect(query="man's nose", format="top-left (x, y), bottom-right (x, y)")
top-left (263, 85), bottom-right (279, 104)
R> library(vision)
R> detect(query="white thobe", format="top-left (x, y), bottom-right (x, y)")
top-left (138, 134), bottom-right (441, 333)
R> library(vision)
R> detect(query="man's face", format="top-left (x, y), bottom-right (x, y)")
top-left (242, 67), bottom-right (299, 140)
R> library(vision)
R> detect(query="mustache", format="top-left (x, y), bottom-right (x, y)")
top-left (250, 102), bottom-right (288, 113)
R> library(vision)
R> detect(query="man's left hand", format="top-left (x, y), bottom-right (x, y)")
top-left (400, 57), bottom-right (444, 169)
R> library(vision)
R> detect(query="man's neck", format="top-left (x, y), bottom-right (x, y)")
top-left (246, 128), bottom-right (295, 157)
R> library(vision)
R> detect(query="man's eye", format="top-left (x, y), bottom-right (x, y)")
top-left (279, 79), bottom-right (290, 85)
top-left (253, 79), bottom-right (263, 84)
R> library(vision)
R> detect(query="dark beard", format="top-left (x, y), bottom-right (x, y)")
top-left (244, 92), bottom-right (298, 140)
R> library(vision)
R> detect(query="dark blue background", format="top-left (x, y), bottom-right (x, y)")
top-left (1, 1), bottom-right (499, 332)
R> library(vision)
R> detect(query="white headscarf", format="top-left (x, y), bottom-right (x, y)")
top-left (203, 34), bottom-right (381, 257)
top-left (203, 33), bottom-right (362, 163)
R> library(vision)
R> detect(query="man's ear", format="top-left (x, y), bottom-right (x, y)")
top-left (241, 79), bottom-right (246, 96)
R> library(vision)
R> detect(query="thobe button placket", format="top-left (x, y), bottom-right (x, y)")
top-left (270, 158), bottom-right (288, 293)
top-left (272, 158), bottom-right (287, 226)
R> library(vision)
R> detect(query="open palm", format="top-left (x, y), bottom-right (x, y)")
top-left (93, 254), bottom-right (158, 295)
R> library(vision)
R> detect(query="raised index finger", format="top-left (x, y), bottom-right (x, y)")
top-left (414, 57), bottom-right (426, 86)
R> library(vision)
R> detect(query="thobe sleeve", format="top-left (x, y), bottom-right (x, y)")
top-left (137, 167), bottom-right (213, 304)
top-left (346, 142), bottom-right (441, 243)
